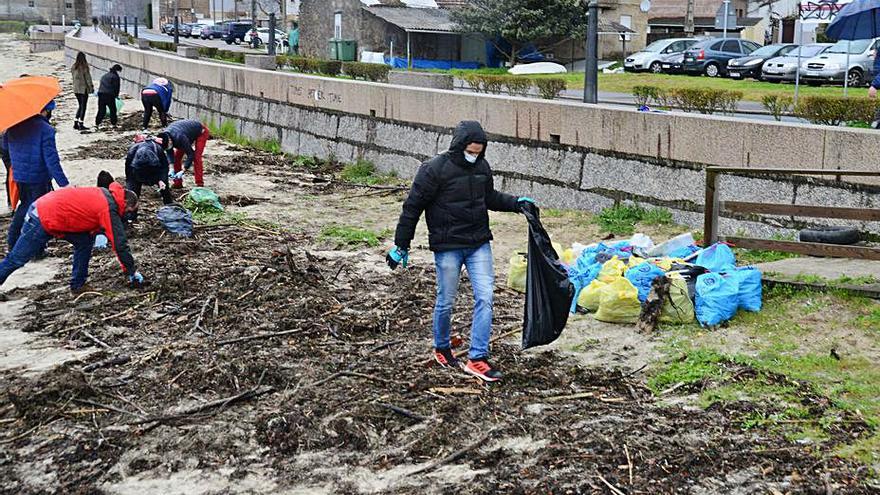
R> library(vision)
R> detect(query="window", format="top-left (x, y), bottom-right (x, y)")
top-left (65, 2), bottom-right (73, 8)
top-left (619, 15), bottom-right (632, 42)
top-left (333, 11), bottom-right (342, 39)
top-left (722, 40), bottom-right (740, 53)
top-left (711, 41), bottom-right (724, 50)
top-left (27, 0), bottom-right (34, 6)
top-left (742, 40), bottom-right (761, 53)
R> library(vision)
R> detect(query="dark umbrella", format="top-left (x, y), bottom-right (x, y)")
top-left (826, 0), bottom-right (880, 40)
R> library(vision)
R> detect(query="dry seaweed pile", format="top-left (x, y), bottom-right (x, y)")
top-left (0, 144), bottom-right (875, 494)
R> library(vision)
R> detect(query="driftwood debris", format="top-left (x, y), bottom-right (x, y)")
top-left (637, 276), bottom-right (671, 333)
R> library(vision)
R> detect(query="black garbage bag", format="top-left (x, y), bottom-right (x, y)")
top-left (156, 205), bottom-right (193, 237)
top-left (521, 202), bottom-right (574, 350)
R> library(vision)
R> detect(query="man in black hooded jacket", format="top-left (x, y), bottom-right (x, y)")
top-left (388, 121), bottom-right (534, 382)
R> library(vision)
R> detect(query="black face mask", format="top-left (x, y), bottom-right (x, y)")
top-left (123, 211), bottom-right (138, 223)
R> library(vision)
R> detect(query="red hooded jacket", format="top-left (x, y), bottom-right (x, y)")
top-left (35, 182), bottom-right (136, 274)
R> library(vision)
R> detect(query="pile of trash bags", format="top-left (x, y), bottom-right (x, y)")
top-left (508, 232), bottom-right (763, 328)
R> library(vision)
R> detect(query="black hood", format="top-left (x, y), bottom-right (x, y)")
top-left (448, 121), bottom-right (488, 165)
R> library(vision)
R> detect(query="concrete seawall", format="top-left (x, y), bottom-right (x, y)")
top-left (65, 34), bottom-right (880, 237)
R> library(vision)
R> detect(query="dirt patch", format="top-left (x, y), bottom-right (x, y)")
top-left (0, 181), bottom-right (873, 493)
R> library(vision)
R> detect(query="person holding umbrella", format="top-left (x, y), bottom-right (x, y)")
top-left (826, 0), bottom-right (880, 117)
top-left (0, 75), bottom-right (69, 254)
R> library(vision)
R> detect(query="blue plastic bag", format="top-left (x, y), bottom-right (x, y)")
top-left (668, 244), bottom-right (700, 259)
top-left (625, 262), bottom-right (666, 303)
top-left (157, 205), bottom-right (193, 237)
top-left (695, 273), bottom-right (740, 327)
top-left (729, 266), bottom-right (762, 312)
top-left (695, 243), bottom-right (736, 272)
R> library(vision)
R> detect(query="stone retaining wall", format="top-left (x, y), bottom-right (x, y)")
top-left (64, 35), bottom-right (880, 238)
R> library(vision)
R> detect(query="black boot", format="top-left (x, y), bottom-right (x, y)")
top-left (74, 121), bottom-right (81, 130)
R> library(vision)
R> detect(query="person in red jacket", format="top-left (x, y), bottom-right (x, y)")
top-left (0, 181), bottom-right (144, 292)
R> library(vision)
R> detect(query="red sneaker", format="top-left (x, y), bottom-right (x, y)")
top-left (433, 348), bottom-right (461, 369)
top-left (464, 359), bottom-right (503, 382)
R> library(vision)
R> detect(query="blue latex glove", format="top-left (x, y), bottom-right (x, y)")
top-left (169, 170), bottom-right (184, 180)
top-left (128, 271), bottom-right (144, 288)
top-left (94, 234), bottom-right (108, 250)
top-left (386, 246), bottom-right (409, 270)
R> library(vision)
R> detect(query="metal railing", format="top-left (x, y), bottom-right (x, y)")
top-left (703, 167), bottom-right (880, 260)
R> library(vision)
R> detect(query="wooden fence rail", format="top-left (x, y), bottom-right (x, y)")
top-left (703, 167), bottom-right (880, 261)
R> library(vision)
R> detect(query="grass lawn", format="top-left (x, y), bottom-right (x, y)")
top-left (447, 68), bottom-right (864, 103)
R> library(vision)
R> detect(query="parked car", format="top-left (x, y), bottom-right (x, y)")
top-left (800, 38), bottom-right (880, 86)
top-left (162, 23), bottom-right (174, 35)
top-left (683, 38), bottom-right (762, 77)
top-left (166, 23), bottom-right (192, 37)
top-left (255, 27), bottom-right (289, 50)
top-left (222, 21), bottom-right (252, 45)
top-left (727, 43), bottom-right (798, 80)
top-left (188, 23), bottom-right (208, 38)
top-left (200, 23), bottom-right (223, 39)
top-left (624, 38), bottom-right (699, 73)
top-left (660, 52), bottom-right (687, 74)
top-left (761, 44), bottom-right (832, 82)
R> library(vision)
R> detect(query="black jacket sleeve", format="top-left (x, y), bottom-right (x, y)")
top-left (394, 162), bottom-right (441, 250)
top-left (108, 207), bottom-right (136, 275)
top-left (484, 167), bottom-right (518, 212)
top-left (111, 73), bottom-right (120, 98)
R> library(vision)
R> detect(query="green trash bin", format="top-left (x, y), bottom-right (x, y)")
top-left (328, 38), bottom-right (340, 60)
top-left (338, 39), bottom-right (357, 61)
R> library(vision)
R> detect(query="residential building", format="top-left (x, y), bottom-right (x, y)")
top-left (1, 0), bottom-right (92, 23)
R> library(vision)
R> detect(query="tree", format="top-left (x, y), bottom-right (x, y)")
top-left (450, 0), bottom-right (587, 65)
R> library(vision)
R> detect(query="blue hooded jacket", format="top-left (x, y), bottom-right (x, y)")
top-left (0, 115), bottom-right (69, 186)
top-left (872, 50), bottom-right (880, 89)
top-left (143, 78), bottom-right (174, 112)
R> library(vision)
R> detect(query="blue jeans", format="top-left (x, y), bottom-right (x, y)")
top-left (8, 181), bottom-right (51, 251)
top-left (433, 242), bottom-right (495, 360)
top-left (0, 204), bottom-right (95, 290)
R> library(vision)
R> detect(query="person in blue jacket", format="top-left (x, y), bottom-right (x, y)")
top-left (869, 50), bottom-right (880, 127)
top-left (0, 100), bottom-right (70, 252)
top-left (141, 77), bottom-right (174, 129)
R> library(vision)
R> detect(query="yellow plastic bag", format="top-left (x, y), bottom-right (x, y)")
top-left (594, 277), bottom-right (642, 324)
top-left (598, 256), bottom-right (627, 282)
top-left (660, 275), bottom-right (695, 324)
top-left (655, 258), bottom-right (687, 271)
top-left (578, 279), bottom-right (606, 312)
top-left (561, 248), bottom-right (576, 266)
top-left (507, 252), bottom-right (527, 293)
top-left (627, 256), bottom-right (645, 268)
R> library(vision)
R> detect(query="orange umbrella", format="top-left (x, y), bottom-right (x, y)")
top-left (0, 76), bottom-right (61, 132)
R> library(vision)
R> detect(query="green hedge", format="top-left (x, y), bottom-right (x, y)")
top-left (343, 61), bottom-right (391, 82)
top-left (761, 94), bottom-right (793, 121)
top-left (534, 78), bottom-right (566, 99)
top-left (630, 85), bottom-right (743, 115)
top-left (793, 95), bottom-right (879, 126)
top-left (464, 74), bottom-right (566, 99)
top-left (276, 56), bottom-right (342, 76)
top-left (0, 20), bottom-right (28, 33)
top-left (149, 40), bottom-right (176, 52)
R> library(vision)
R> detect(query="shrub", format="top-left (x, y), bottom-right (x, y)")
top-left (793, 96), bottom-right (878, 126)
top-left (198, 46), bottom-right (219, 58)
top-left (286, 56), bottom-right (319, 73)
top-left (761, 94), bottom-right (793, 121)
top-left (668, 88), bottom-right (742, 115)
top-left (463, 74), bottom-right (483, 92)
top-left (343, 61), bottom-right (390, 82)
top-left (0, 20), bottom-right (28, 33)
top-left (149, 40), bottom-right (176, 52)
top-left (534, 78), bottom-right (566, 99)
top-left (316, 60), bottom-right (343, 76)
top-left (633, 85), bottom-right (659, 107)
top-left (503, 77), bottom-right (532, 97)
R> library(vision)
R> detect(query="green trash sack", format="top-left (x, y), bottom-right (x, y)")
top-left (660, 275), bottom-right (695, 324)
top-left (189, 187), bottom-right (223, 211)
top-left (594, 277), bottom-right (641, 324)
top-left (507, 252), bottom-right (527, 293)
top-left (115, 97), bottom-right (124, 113)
